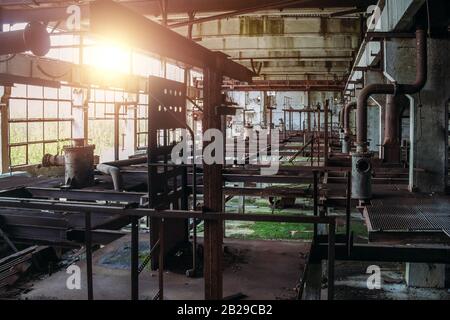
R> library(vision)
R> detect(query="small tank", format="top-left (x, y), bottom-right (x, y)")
top-left (63, 139), bottom-right (95, 188)
top-left (351, 152), bottom-right (372, 200)
top-left (342, 135), bottom-right (350, 154)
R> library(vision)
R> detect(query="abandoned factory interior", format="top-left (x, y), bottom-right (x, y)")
top-left (0, 0), bottom-right (449, 302)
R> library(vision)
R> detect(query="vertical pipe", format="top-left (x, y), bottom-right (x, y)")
top-left (327, 221), bottom-right (335, 300)
top-left (383, 95), bottom-right (408, 163)
top-left (131, 216), bottom-right (139, 300)
top-left (346, 172), bottom-right (351, 253)
top-left (85, 212), bottom-right (93, 300)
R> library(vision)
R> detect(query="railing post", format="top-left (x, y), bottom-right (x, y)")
top-left (131, 216), bottom-right (139, 300)
top-left (313, 171), bottom-right (318, 241)
top-left (159, 218), bottom-right (165, 300)
top-left (85, 211), bottom-right (93, 300)
top-left (346, 172), bottom-right (352, 255)
top-left (327, 220), bottom-right (335, 300)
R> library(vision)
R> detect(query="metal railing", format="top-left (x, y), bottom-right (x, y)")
top-left (0, 194), bottom-right (337, 300)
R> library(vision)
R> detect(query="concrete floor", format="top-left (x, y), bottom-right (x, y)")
top-left (21, 236), bottom-right (310, 300)
top-left (332, 261), bottom-right (450, 300)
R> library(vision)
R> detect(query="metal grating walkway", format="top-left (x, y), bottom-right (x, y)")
top-left (365, 197), bottom-right (450, 238)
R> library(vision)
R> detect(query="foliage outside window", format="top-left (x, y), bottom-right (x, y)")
top-left (9, 84), bottom-right (73, 167)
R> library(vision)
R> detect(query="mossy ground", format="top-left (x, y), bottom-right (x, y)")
top-left (192, 196), bottom-right (368, 241)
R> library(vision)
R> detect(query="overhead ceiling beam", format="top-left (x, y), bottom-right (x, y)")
top-left (0, 0), bottom-right (377, 24)
top-left (124, 0), bottom-right (378, 16)
top-left (89, 0), bottom-right (254, 82)
top-left (223, 84), bottom-right (344, 92)
top-left (232, 56), bottom-right (353, 62)
top-left (223, 49), bottom-right (355, 57)
top-left (168, 0), bottom-right (315, 28)
top-left (198, 35), bottom-right (359, 51)
top-left (329, 7), bottom-right (365, 17)
top-left (223, 79), bottom-right (345, 91)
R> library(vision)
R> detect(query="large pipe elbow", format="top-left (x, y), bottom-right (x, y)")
top-left (0, 22), bottom-right (50, 56)
top-left (399, 29), bottom-right (428, 94)
top-left (344, 101), bottom-right (357, 135)
top-left (356, 84), bottom-right (394, 149)
top-left (356, 29), bottom-right (427, 151)
top-left (97, 163), bottom-right (123, 192)
top-left (96, 156), bottom-right (147, 191)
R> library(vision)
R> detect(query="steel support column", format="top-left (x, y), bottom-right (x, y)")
top-left (202, 68), bottom-right (224, 300)
top-left (0, 87), bottom-right (11, 173)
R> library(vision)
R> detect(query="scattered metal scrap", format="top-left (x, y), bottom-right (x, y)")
top-left (0, 246), bottom-right (37, 290)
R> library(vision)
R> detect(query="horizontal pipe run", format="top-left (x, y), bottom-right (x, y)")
top-left (0, 22), bottom-right (50, 56)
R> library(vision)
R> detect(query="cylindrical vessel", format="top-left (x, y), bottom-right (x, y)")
top-left (63, 140), bottom-right (95, 188)
top-left (342, 135), bottom-right (350, 154)
top-left (42, 154), bottom-right (65, 167)
top-left (351, 152), bottom-right (372, 200)
top-left (0, 22), bottom-right (50, 56)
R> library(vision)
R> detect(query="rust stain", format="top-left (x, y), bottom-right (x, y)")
top-left (240, 16), bottom-right (284, 36)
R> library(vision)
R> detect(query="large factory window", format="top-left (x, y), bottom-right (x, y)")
top-left (9, 84), bottom-right (73, 167)
top-left (135, 93), bottom-right (148, 150)
top-left (88, 88), bottom-right (136, 162)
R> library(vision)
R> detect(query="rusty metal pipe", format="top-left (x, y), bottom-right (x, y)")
top-left (383, 95), bottom-right (408, 162)
top-left (344, 101), bottom-right (356, 135)
top-left (356, 29), bottom-right (427, 152)
top-left (96, 163), bottom-right (123, 192)
top-left (0, 22), bottom-right (50, 56)
top-left (339, 108), bottom-right (344, 129)
top-left (384, 95), bottom-right (401, 147)
top-left (97, 156), bottom-right (147, 191)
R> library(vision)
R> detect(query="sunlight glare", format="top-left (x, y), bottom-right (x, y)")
top-left (88, 42), bottom-right (130, 74)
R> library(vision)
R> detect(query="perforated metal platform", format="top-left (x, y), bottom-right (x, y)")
top-left (365, 196), bottom-right (450, 242)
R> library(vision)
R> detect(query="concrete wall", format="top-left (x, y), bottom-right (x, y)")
top-left (367, 105), bottom-right (380, 153)
top-left (385, 38), bottom-right (450, 193)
